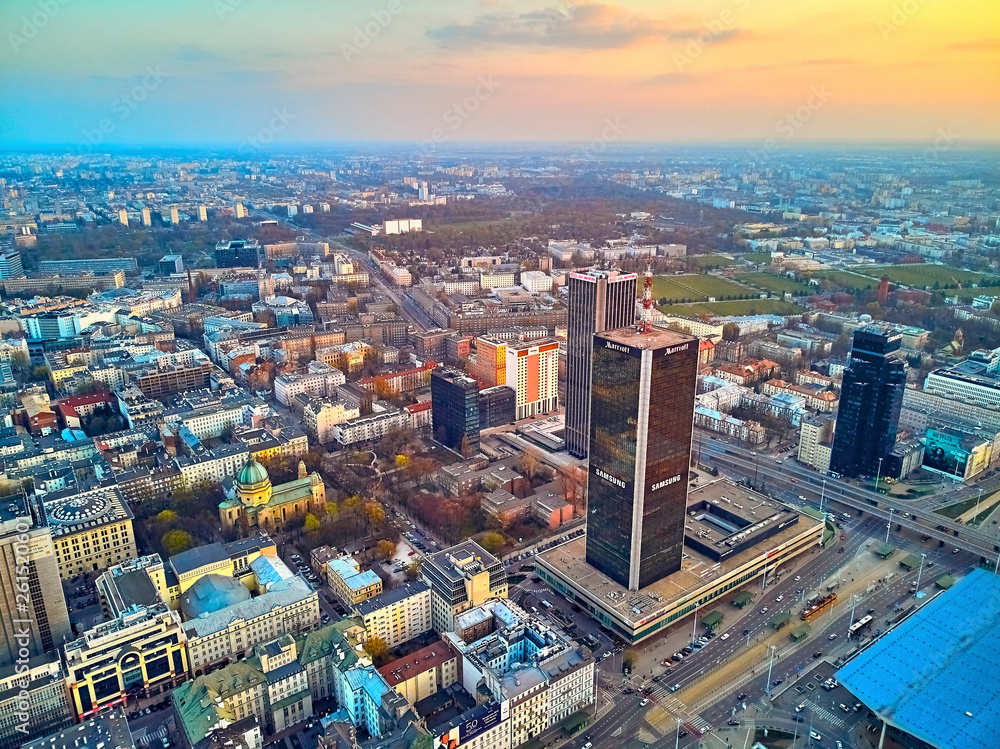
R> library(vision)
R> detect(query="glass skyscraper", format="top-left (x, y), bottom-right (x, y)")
top-left (431, 369), bottom-right (480, 454)
top-left (585, 325), bottom-right (699, 590)
top-left (830, 324), bottom-right (906, 478)
top-left (565, 270), bottom-right (637, 459)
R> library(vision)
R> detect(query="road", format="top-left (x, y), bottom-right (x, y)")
top-left (700, 438), bottom-right (1000, 561)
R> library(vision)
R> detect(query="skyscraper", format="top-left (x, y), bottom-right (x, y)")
top-left (431, 368), bottom-right (480, 455)
top-left (0, 495), bottom-right (71, 667)
top-left (565, 270), bottom-right (637, 458)
top-left (830, 324), bottom-right (906, 478)
top-left (585, 326), bottom-right (699, 590)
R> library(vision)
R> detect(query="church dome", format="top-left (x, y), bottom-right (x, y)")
top-left (237, 457), bottom-right (270, 488)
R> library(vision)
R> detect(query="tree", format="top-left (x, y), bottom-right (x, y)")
top-left (32, 365), bottom-right (50, 382)
top-left (623, 648), bottom-right (638, 672)
top-left (161, 529), bottom-right (192, 556)
top-left (479, 531), bottom-right (506, 554)
top-left (362, 636), bottom-right (389, 665)
top-left (364, 501), bottom-right (386, 526)
top-left (9, 349), bottom-right (30, 374)
top-left (156, 509), bottom-right (178, 523)
top-left (516, 450), bottom-right (541, 482)
top-left (303, 513), bottom-right (321, 533)
top-left (405, 560), bottom-right (422, 580)
top-left (722, 322), bottom-right (740, 341)
top-left (325, 500), bottom-right (340, 517)
top-left (395, 454), bottom-right (410, 469)
top-left (377, 539), bottom-right (397, 559)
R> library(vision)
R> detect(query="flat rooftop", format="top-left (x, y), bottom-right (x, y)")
top-left (837, 569), bottom-right (1000, 749)
top-left (537, 479), bottom-right (821, 627)
top-left (598, 324), bottom-right (697, 350)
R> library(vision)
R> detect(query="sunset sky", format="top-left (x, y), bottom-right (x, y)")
top-left (1, 0), bottom-right (997, 149)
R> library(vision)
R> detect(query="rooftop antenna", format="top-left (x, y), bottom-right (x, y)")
top-left (638, 263), bottom-right (653, 333)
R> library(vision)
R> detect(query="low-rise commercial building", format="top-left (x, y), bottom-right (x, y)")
top-left (353, 582), bottom-right (432, 650)
top-left (421, 541), bottom-right (508, 634)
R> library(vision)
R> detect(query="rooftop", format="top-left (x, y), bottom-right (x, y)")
top-left (22, 706), bottom-right (134, 749)
top-left (378, 639), bottom-right (457, 687)
top-left (837, 569), bottom-right (1000, 749)
top-left (598, 324), bottom-right (697, 350)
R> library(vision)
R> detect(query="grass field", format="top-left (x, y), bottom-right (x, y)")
top-left (737, 272), bottom-right (812, 296)
top-left (681, 254), bottom-right (736, 270)
top-left (855, 264), bottom-right (1000, 288)
top-left (661, 298), bottom-right (805, 316)
top-left (813, 270), bottom-right (879, 291)
top-left (651, 274), bottom-right (749, 303)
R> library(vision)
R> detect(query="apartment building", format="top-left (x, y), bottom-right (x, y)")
top-left (505, 338), bottom-right (559, 420)
top-left (301, 398), bottom-right (360, 446)
top-left (798, 415), bottom-right (835, 474)
top-left (326, 558), bottom-right (382, 605)
top-left (377, 639), bottom-right (460, 705)
top-left (0, 653), bottom-right (73, 749)
top-left (332, 405), bottom-right (409, 447)
top-left (353, 582), bottom-right (432, 650)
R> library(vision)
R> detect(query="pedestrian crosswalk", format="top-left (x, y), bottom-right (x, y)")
top-left (805, 701), bottom-right (847, 729)
top-left (647, 684), bottom-right (712, 735)
top-left (135, 725), bottom-right (168, 747)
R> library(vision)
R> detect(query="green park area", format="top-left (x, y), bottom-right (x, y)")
top-left (681, 254), bottom-right (737, 271)
top-left (663, 298), bottom-right (805, 317)
top-left (856, 264), bottom-right (1000, 288)
top-left (651, 274), bottom-right (750, 303)
top-left (812, 270), bottom-right (879, 292)
top-left (737, 272), bottom-right (813, 296)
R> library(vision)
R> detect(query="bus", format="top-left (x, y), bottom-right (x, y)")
top-left (848, 614), bottom-right (874, 638)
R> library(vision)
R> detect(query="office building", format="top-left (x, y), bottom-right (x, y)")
top-left (924, 347), bottom-right (1000, 409)
top-left (159, 254), bottom-right (183, 274)
top-left (830, 324), bottom-right (906, 477)
top-left (537, 480), bottom-right (823, 643)
top-left (586, 326), bottom-right (698, 591)
top-left (0, 653), bottom-right (73, 749)
top-left (431, 369), bottom-right (480, 454)
top-left (505, 338), bottom-right (559, 421)
top-left (0, 495), bottom-right (71, 668)
top-left (39, 258), bottom-right (138, 274)
top-left (214, 239), bottom-right (262, 268)
top-left (0, 249), bottom-right (23, 279)
top-left (565, 270), bottom-right (637, 458)
top-left (479, 385), bottom-right (516, 429)
top-left (421, 540), bottom-right (507, 633)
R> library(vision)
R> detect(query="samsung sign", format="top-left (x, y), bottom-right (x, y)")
top-left (651, 474), bottom-right (681, 491)
top-left (596, 468), bottom-right (627, 489)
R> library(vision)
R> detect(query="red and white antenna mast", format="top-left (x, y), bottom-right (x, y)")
top-left (639, 263), bottom-right (654, 333)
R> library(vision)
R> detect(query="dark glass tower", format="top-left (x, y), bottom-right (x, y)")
top-left (585, 326), bottom-right (699, 590)
top-left (431, 368), bottom-right (480, 454)
top-left (830, 324), bottom-right (906, 478)
top-left (565, 270), bottom-right (637, 459)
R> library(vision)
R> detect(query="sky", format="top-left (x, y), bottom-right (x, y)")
top-left (0, 0), bottom-right (997, 150)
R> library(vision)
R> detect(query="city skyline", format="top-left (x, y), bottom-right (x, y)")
top-left (1, 0), bottom-right (998, 148)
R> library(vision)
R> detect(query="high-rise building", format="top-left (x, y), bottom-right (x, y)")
top-left (565, 270), bottom-right (637, 458)
top-left (0, 495), bottom-right (72, 668)
top-left (505, 338), bottom-right (559, 420)
top-left (585, 326), bottom-right (699, 590)
top-left (431, 369), bottom-right (480, 454)
top-left (214, 239), bottom-right (262, 268)
top-left (830, 324), bottom-right (906, 478)
top-left (0, 248), bottom-right (23, 279)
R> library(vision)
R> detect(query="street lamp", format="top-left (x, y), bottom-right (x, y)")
top-left (915, 553), bottom-right (927, 592)
top-left (885, 507), bottom-right (895, 545)
top-left (674, 718), bottom-right (681, 749)
top-left (765, 645), bottom-right (777, 696)
top-left (874, 457), bottom-right (884, 494)
top-left (819, 478), bottom-right (827, 515)
top-left (974, 488), bottom-right (984, 525)
top-left (848, 594), bottom-right (858, 639)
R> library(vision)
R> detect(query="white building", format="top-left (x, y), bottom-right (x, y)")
top-left (505, 338), bottom-right (559, 420)
top-left (301, 398), bottom-right (360, 445)
top-left (383, 219), bottom-right (422, 234)
top-left (520, 271), bottom-right (553, 293)
top-left (274, 364), bottom-right (346, 407)
top-left (332, 405), bottom-right (409, 446)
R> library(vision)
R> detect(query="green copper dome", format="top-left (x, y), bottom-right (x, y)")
top-left (237, 457), bottom-right (269, 487)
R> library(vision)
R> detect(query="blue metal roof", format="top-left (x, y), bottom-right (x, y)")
top-left (836, 569), bottom-right (1000, 749)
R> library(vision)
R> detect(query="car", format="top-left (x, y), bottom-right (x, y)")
top-left (795, 703), bottom-right (805, 712)
top-left (720, 633), bottom-right (730, 640)
top-left (771, 678), bottom-right (783, 687)
top-left (810, 731), bottom-right (822, 741)
top-left (727, 719), bottom-right (740, 726)
top-left (837, 742), bottom-right (844, 749)
top-left (670, 684), bottom-right (681, 692)
top-left (854, 703), bottom-right (863, 712)
top-left (829, 633), bottom-right (838, 640)
top-left (838, 547), bottom-right (845, 553)
top-left (760, 607), bottom-right (768, 614)
top-left (736, 693), bottom-right (748, 701)
top-left (794, 575), bottom-right (801, 582)
top-left (583, 743), bottom-right (592, 749)
top-left (954, 548), bottom-right (960, 554)
top-left (640, 698), bottom-right (649, 706)
top-left (601, 651), bottom-right (611, 660)
top-left (775, 595), bottom-right (783, 602)
top-left (840, 703), bottom-right (851, 713)
top-left (813, 651), bottom-right (823, 658)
